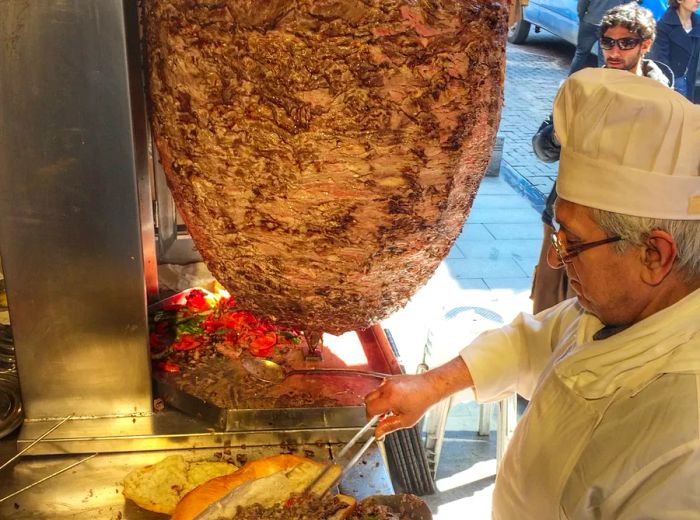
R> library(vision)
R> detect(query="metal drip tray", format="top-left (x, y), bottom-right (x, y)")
top-left (149, 290), bottom-right (396, 433)
top-left (154, 353), bottom-right (380, 432)
top-left (0, 372), bottom-right (23, 438)
top-left (157, 378), bottom-right (368, 432)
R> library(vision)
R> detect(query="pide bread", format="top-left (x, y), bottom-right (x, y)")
top-left (122, 454), bottom-right (238, 514)
top-left (172, 454), bottom-right (356, 520)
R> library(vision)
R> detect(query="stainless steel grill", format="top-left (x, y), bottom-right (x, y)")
top-left (0, 2), bottom-right (437, 517)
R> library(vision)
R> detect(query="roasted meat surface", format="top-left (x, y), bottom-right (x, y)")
top-left (145, 0), bottom-right (507, 337)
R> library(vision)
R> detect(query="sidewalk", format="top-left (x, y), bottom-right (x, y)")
top-left (499, 31), bottom-right (572, 211)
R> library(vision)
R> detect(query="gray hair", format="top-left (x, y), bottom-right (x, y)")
top-left (591, 208), bottom-right (700, 279)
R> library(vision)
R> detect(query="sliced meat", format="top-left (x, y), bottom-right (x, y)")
top-left (144, 0), bottom-right (507, 336)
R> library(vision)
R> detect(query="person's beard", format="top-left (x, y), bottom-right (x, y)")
top-left (605, 49), bottom-right (642, 73)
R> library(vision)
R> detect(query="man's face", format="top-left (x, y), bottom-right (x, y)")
top-left (601, 26), bottom-right (652, 72)
top-left (551, 199), bottom-right (650, 326)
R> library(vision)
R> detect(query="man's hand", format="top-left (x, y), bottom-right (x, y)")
top-left (365, 374), bottom-right (440, 438)
top-left (365, 356), bottom-right (475, 438)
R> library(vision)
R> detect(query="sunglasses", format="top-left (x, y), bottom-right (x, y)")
top-left (548, 230), bottom-right (623, 269)
top-left (599, 36), bottom-right (642, 51)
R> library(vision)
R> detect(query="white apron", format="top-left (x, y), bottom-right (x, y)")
top-left (462, 289), bottom-right (700, 519)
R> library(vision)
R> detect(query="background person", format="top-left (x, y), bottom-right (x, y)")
top-left (650, 0), bottom-right (700, 101)
top-left (366, 69), bottom-right (700, 518)
top-left (569, 0), bottom-right (629, 74)
top-left (530, 2), bottom-right (671, 314)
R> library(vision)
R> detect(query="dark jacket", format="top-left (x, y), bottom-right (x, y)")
top-left (650, 8), bottom-right (700, 102)
top-left (578, 0), bottom-right (629, 25)
top-left (531, 60), bottom-right (672, 225)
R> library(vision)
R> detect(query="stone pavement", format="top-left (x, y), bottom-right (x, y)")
top-left (499, 31), bottom-right (574, 212)
top-left (381, 31), bottom-right (577, 520)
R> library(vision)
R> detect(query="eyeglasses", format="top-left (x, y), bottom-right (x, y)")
top-left (548, 230), bottom-right (623, 269)
top-left (599, 36), bottom-right (642, 51)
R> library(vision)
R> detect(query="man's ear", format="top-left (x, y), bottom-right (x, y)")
top-left (640, 230), bottom-right (677, 285)
top-left (641, 38), bottom-right (653, 54)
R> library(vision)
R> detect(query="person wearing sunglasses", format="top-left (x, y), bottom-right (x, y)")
top-left (366, 69), bottom-right (700, 518)
top-left (598, 2), bottom-right (671, 81)
top-left (569, 0), bottom-right (629, 75)
top-left (530, 3), bottom-right (672, 315)
top-left (650, 0), bottom-right (700, 101)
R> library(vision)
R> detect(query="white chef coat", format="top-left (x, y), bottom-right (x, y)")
top-left (461, 288), bottom-right (700, 519)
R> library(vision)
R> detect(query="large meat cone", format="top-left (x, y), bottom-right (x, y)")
top-left (145, 0), bottom-right (507, 336)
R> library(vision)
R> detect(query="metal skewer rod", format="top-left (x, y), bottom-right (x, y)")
top-left (0, 414), bottom-right (74, 473)
top-left (0, 453), bottom-right (98, 504)
top-left (286, 368), bottom-right (389, 380)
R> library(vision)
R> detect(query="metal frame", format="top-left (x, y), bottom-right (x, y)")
top-left (0, 0), bottom-right (154, 426)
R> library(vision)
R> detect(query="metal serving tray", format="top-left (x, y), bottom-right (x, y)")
top-left (156, 376), bottom-right (369, 431)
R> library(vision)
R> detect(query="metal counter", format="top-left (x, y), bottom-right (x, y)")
top-left (0, 426), bottom-right (393, 519)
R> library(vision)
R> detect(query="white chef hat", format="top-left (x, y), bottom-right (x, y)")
top-left (553, 68), bottom-right (700, 220)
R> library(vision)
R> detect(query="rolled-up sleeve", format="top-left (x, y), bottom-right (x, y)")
top-left (460, 299), bottom-right (580, 402)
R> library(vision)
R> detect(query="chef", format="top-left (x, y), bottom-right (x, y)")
top-left (366, 68), bottom-right (700, 518)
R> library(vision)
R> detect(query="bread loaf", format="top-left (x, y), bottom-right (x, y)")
top-left (122, 454), bottom-right (238, 514)
top-left (172, 454), bottom-right (353, 520)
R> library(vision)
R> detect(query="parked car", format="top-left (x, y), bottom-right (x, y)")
top-left (508, 0), bottom-right (668, 46)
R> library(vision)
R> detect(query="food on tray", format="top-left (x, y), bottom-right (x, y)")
top-left (144, 0), bottom-right (507, 342)
top-left (353, 494), bottom-right (433, 519)
top-left (149, 287), bottom-right (303, 375)
top-left (224, 493), bottom-right (356, 520)
top-left (122, 454), bottom-right (239, 514)
top-left (149, 287), bottom-right (382, 410)
top-left (171, 454), bottom-right (353, 520)
top-left (126, 453), bottom-right (431, 519)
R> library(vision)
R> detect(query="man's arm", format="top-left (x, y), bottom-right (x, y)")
top-left (365, 356), bottom-right (473, 438)
top-left (366, 301), bottom-right (581, 437)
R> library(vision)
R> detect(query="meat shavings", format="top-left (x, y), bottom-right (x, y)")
top-left (214, 493), bottom-right (350, 520)
top-left (145, 0), bottom-right (508, 336)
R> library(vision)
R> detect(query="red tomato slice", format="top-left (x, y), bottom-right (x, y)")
top-left (157, 361), bottom-right (181, 373)
top-left (248, 332), bottom-right (277, 356)
top-left (171, 335), bottom-right (202, 351)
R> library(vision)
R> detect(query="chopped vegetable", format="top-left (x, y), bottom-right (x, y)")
top-left (148, 288), bottom-right (302, 371)
top-left (157, 361), bottom-right (181, 373)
